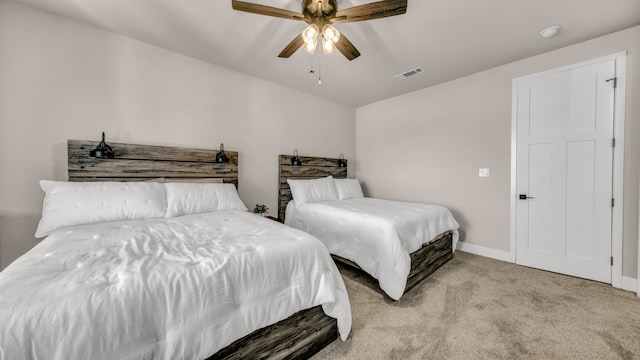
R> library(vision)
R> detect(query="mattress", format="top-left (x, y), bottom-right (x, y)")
top-left (285, 197), bottom-right (459, 300)
top-left (0, 210), bottom-right (351, 360)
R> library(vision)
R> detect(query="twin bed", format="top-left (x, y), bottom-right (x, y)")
top-left (0, 141), bottom-right (459, 359)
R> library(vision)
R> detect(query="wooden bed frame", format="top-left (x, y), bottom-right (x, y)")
top-left (68, 140), bottom-right (240, 185)
top-left (278, 154), bottom-right (454, 297)
top-left (68, 140), bottom-right (339, 359)
top-left (277, 154), bottom-right (348, 221)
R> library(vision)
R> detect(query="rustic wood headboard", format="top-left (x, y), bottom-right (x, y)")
top-left (278, 154), bottom-right (347, 221)
top-left (68, 140), bottom-right (239, 186)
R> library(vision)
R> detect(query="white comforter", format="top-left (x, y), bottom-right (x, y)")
top-left (0, 211), bottom-right (351, 360)
top-left (285, 198), bottom-right (459, 300)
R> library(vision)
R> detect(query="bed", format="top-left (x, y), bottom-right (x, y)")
top-left (278, 154), bottom-right (459, 301)
top-left (0, 140), bottom-right (351, 360)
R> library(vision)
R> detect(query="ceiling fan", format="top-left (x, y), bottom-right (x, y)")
top-left (231, 0), bottom-right (408, 61)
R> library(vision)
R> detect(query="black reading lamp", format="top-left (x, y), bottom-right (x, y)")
top-left (215, 143), bottom-right (229, 163)
top-left (291, 149), bottom-right (302, 166)
top-left (337, 154), bottom-right (347, 168)
top-left (89, 132), bottom-right (115, 159)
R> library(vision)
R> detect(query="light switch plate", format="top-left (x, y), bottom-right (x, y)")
top-left (479, 168), bottom-right (490, 177)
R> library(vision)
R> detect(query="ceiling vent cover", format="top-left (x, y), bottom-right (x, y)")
top-left (395, 67), bottom-right (425, 80)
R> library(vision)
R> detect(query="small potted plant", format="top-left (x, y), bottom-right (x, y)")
top-left (253, 204), bottom-right (269, 216)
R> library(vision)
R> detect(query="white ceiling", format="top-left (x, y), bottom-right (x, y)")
top-left (14, 0), bottom-right (640, 107)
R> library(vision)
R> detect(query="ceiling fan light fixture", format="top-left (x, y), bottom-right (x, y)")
top-left (302, 24), bottom-right (320, 53)
top-left (321, 24), bottom-right (340, 54)
top-left (322, 24), bottom-right (340, 43)
top-left (303, 40), bottom-right (318, 54)
top-left (322, 36), bottom-right (337, 54)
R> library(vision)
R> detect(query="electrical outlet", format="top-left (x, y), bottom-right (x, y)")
top-left (479, 168), bottom-right (490, 177)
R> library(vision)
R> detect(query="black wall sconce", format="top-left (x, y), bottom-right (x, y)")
top-left (215, 143), bottom-right (229, 163)
top-left (291, 149), bottom-right (302, 166)
top-left (337, 154), bottom-right (347, 168)
top-left (89, 132), bottom-right (115, 159)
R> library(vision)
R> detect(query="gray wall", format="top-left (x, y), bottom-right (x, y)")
top-left (0, 2), bottom-right (356, 269)
top-left (355, 26), bottom-right (640, 279)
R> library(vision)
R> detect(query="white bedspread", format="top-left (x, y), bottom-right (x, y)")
top-left (0, 211), bottom-right (351, 360)
top-left (285, 198), bottom-right (459, 300)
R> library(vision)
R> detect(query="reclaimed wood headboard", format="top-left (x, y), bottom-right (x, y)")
top-left (278, 154), bottom-right (347, 221)
top-left (68, 140), bottom-right (239, 186)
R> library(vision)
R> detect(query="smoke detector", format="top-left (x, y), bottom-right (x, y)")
top-left (540, 26), bottom-right (560, 38)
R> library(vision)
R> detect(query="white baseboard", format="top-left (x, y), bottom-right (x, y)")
top-left (456, 242), bottom-right (639, 296)
top-left (621, 276), bottom-right (637, 293)
top-left (456, 241), bottom-right (512, 263)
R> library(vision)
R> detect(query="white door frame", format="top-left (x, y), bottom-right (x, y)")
top-left (510, 51), bottom-right (627, 289)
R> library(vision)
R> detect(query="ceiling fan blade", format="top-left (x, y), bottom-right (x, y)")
top-left (333, 0), bottom-right (407, 23)
top-left (232, 0), bottom-right (305, 20)
top-left (335, 33), bottom-right (361, 61)
top-left (278, 34), bottom-right (305, 58)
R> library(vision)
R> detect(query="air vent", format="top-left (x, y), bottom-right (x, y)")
top-left (395, 67), bottom-right (425, 80)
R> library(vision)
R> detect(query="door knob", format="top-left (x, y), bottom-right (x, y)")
top-left (519, 194), bottom-right (534, 200)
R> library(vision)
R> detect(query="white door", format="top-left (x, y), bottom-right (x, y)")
top-left (515, 59), bottom-right (616, 283)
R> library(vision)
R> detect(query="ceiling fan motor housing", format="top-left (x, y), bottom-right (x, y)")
top-left (303, 0), bottom-right (337, 26)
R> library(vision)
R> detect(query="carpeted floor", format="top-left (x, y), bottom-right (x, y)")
top-left (312, 251), bottom-right (640, 360)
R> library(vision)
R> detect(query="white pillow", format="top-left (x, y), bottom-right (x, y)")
top-left (334, 178), bottom-right (364, 200)
top-left (287, 176), bottom-right (338, 207)
top-left (35, 180), bottom-right (167, 238)
top-left (165, 183), bottom-right (247, 217)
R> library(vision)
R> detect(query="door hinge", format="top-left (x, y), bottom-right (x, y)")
top-left (606, 77), bottom-right (617, 88)
top-left (612, 138), bottom-right (616, 148)
top-left (611, 198), bottom-right (615, 207)
top-left (611, 257), bottom-right (614, 266)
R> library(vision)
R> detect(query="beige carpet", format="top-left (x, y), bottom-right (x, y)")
top-left (312, 251), bottom-right (640, 360)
